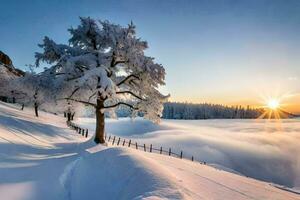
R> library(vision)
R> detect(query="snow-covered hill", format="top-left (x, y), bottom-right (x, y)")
top-left (0, 102), bottom-right (299, 200)
top-left (0, 63), bottom-right (24, 100)
top-left (0, 63), bottom-right (24, 79)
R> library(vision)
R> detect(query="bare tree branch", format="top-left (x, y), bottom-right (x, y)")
top-left (116, 91), bottom-right (144, 101)
top-left (62, 97), bottom-right (96, 108)
top-left (117, 74), bottom-right (139, 86)
top-left (103, 102), bottom-right (138, 110)
top-left (75, 64), bottom-right (90, 72)
top-left (66, 75), bottom-right (82, 81)
top-left (68, 87), bottom-right (80, 99)
top-left (88, 91), bottom-right (97, 101)
top-left (54, 72), bottom-right (66, 76)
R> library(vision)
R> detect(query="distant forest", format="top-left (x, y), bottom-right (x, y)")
top-left (114, 102), bottom-right (265, 119)
top-left (162, 102), bottom-right (264, 119)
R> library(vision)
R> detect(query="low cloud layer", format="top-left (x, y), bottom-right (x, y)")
top-left (79, 118), bottom-right (300, 189)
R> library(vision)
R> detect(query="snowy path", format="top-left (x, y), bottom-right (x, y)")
top-left (0, 102), bottom-right (299, 199)
top-left (0, 102), bottom-right (94, 200)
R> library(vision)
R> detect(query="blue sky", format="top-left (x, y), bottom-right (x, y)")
top-left (1, 0), bottom-right (300, 111)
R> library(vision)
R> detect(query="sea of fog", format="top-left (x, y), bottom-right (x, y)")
top-left (76, 117), bottom-right (300, 189)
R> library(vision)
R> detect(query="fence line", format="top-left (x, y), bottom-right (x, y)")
top-left (66, 121), bottom-right (207, 165)
top-left (67, 121), bottom-right (89, 138)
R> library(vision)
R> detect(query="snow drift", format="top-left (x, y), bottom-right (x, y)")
top-left (70, 147), bottom-right (185, 200)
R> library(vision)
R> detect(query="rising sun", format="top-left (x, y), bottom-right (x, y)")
top-left (258, 95), bottom-right (290, 120)
top-left (267, 99), bottom-right (280, 110)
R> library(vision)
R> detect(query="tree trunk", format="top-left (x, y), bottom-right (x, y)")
top-left (34, 103), bottom-right (39, 117)
top-left (67, 112), bottom-right (71, 121)
top-left (71, 112), bottom-right (75, 121)
top-left (21, 104), bottom-right (24, 111)
top-left (94, 99), bottom-right (105, 144)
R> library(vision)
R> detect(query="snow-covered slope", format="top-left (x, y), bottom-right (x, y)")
top-left (0, 63), bottom-right (24, 81)
top-left (0, 102), bottom-right (299, 200)
top-left (77, 117), bottom-right (300, 189)
top-left (71, 146), bottom-right (300, 200)
top-left (0, 102), bottom-right (92, 200)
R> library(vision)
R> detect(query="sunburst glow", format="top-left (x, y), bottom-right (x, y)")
top-left (267, 99), bottom-right (280, 110)
top-left (256, 94), bottom-right (290, 121)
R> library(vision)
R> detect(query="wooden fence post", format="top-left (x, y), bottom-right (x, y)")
top-left (108, 135), bottom-right (111, 142)
top-left (144, 144), bottom-right (146, 152)
top-left (85, 129), bottom-right (88, 138)
top-left (135, 142), bottom-right (138, 149)
top-left (169, 148), bottom-right (171, 156)
top-left (128, 140), bottom-right (131, 147)
top-left (122, 139), bottom-right (125, 146)
top-left (117, 137), bottom-right (120, 145)
top-left (82, 129), bottom-right (84, 136)
top-left (191, 156), bottom-right (194, 161)
top-left (150, 144), bottom-right (152, 152)
top-left (180, 151), bottom-right (183, 159)
top-left (112, 136), bottom-right (116, 145)
top-left (160, 147), bottom-right (162, 154)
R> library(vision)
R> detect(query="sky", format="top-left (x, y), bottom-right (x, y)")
top-left (1, 0), bottom-right (300, 113)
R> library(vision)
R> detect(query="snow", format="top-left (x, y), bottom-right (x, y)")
top-left (0, 64), bottom-right (19, 80)
top-left (76, 117), bottom-right (300, 190)
top-left (71, 147), bottom-right (185, 200)
top-left (71, 147), bottom-right (300, 199)
top-left (0, 64), bottom-right (20, 96)
top-left (0, 102), bottom-right (299, 199)
top-left (0, 102), bottom-right (92, 200)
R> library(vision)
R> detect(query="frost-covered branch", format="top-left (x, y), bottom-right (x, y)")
top-left (103, 102), bottom-right (138, 110)
top-left (117, 74), bottom-right (140, 86)
top-left (116, 91), bottom-right (144, 101)
top-left (63, 97), bottom-right (96, 108)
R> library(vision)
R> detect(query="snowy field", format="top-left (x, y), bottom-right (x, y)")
top-left (0, 101), bottom-right (299, 200)
top-left (76, 117), bottom-right (300, 190)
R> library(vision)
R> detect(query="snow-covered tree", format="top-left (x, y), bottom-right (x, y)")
top-left (35, 17), bottom-right (169, 143)
top-left (10, 70), bottom-right (54, 117)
